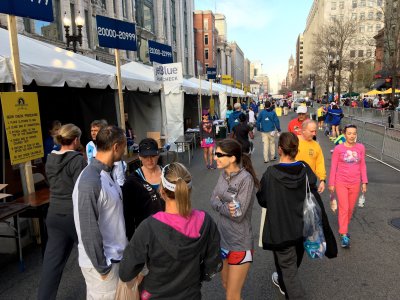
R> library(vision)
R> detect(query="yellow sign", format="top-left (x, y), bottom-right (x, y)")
top-left (1, 92), bottom-right (44, 165)
top-left (221, 75), bottom-right (233, 86)
top-left (236, 81), bottom-right (242, 89)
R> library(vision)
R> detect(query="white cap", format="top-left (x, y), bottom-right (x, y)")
top-left (297, 106), bottom-right (307, 114)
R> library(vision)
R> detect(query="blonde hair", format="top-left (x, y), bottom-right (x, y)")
top-left (54, 124), bottom-right (81, 146)
top-left (162, 163), bottom-right (192, 218)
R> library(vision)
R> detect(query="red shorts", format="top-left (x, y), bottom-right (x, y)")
top-left (221, 248), bottom-right (254, 265)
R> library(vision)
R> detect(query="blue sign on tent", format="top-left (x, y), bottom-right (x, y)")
top-left (148, 40), bottom-right (173, 64)
top-left (206, 67), bottom-right (217, 80)
top-left (0, 0), bottom-right (54, 22)
top-left (96, 15), bottom-right (136, 51)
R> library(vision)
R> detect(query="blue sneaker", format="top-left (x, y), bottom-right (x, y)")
top-left (340, 234), bottom-right (350, 248)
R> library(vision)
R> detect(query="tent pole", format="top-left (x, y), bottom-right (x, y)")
top-left (199, 75), bottom-right (202, 124)
top-left (114, 49), bottom-right (126, 152)
top-left (7, 15), bottom-right (34, 196)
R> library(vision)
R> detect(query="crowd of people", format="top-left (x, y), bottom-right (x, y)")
top-left (35, 96), bottom-right (369, 300)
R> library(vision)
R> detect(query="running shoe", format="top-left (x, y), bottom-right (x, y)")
top-left (340, 234), bottom-right (350, 248)
top-left (272, 272), bottom-right (285, 295)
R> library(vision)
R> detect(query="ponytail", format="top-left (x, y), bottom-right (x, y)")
top-left (174, 178), bottom-right (191, 217)
top-left (242, 154), bottom-right (260, 190)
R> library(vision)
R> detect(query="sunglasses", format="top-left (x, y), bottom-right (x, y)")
top-left (214, 152), bottom-right (232, 158)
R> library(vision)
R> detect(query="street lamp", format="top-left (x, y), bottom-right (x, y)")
top-left (328, 54), bottom-right (340, 101)
top-left (63, 11), bottom-right (85, 53)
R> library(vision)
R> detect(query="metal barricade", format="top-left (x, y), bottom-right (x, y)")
top-left (363, 122), bottom-right (386, 159)
top-left (383, 128), bottom-right (400, 163)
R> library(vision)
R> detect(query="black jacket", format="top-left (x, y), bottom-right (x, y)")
top-left (257, 161), bottom-right (337, 258)
top-left (122, 168), bottom-right (164, 240)
top-left (119, 211), bottom-right (222, 300)
top-left (257, 161), bottom-right (316, 250)
top-left (45, 150), bottom-right (87, 215)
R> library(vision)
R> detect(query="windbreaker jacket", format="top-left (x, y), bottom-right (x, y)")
top-left (256, 109), bottom-right (281, 133)
top-left (119, 211), bottom-right (222, 300)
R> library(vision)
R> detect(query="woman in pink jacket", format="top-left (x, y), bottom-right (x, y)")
top-left (328, 124), bottom-right (368, 248)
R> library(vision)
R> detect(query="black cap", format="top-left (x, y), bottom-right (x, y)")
top-left (139, 138), bottom-right (159, 156)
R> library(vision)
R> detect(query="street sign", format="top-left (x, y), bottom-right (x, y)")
top-left (0, 0), bottom-right (54, 22)
top-left (148, 40), bottom-right (173, 64)
top-left (206, 67), bottom-right (217, 80)
top-left (96, 15), bottom-right (136, 51)
top-left (0, 92), bottom-right (44, 165)
top-left (221, 75), bottom-right (233, 86)
top-left (154, 62), bottom-right (183, 84)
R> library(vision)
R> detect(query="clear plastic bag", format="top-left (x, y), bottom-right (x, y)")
top-left (330, 193), bottom-right (337, 213)
top-left (303, 175), bottom-right (326, 259)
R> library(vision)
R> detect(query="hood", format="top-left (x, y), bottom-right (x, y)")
top-left (46, 150), bottom-right (82, 176)
top-left (149, 212), bottom-right (212, 261)
top-left (268, 163), bottom-right (307, 189)
top-left (231, 110), bottom-right (242, 120)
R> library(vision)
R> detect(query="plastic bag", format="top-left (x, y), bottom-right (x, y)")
top-left (303, 175), bottom-right (326, 259)
top-left (330, 193), bottom-right (337, 213)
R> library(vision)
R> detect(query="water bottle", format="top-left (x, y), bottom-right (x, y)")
top-left (231, 194), bottom-right (242, 217)
top-left (358, 194), bottom-right (365, 208)
top-left (330, 193), bottom-right (337, 213)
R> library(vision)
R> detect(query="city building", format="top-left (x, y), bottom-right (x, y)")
top-left (0, 0), bottom-right (195, 76)
top-left (250, 60), bottom-right (263, 80)
top-left (302, 0), bottom-right (385, 90)
top-left (215, 13), bottom-right (231, 77)
top-left (296, 34), bottom-right (304, 81)
top-left (229, 41), bottom-right (245, 88)
top-left (286, 54), bottom-right (296, 88)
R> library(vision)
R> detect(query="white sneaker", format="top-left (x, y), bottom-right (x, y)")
top-left (272, 272), bottom-right (285, 295)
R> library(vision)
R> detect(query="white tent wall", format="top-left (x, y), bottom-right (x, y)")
top-left (164, 92), bottom-right (184, 150)
top-left (219, 92), bottom-right (227, 120)
top-left (124, 91), bottom-right (163, 142)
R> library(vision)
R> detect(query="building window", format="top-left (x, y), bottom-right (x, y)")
top-left (368, 0), bottom-right (374, 7)
top-left (352, 13), bottom-right (357, 20)
top-left (205, 49), bottom-right (209, 60)
top-left (377, 0), bottom-right (383, 6)
top-left (360, 25), bottom-right (365, 32)
top-left (368, 25), bottom-right (373, 32)
top-left (376, 23), bottom-right (381, 31)
top-left (350, 50), bottom-right (356, 58)
top-left (339, 1), bottom-right (344, 9)
top-left (360, 0), bottom-right (366, 7)
top-left (331, 15), bottom-right (336, 21)
top-left (204, 34), bottom-right (209, 45)
top-left (376, 11), bottom-right (382, 20)
top-left (352, 0), bottom-right (357, 8)
top-left (204, 19), bottom-right (208, 30)
top-left (122, 0), bottom-right (128, 18)
top-left (339, 14), bottom-right (344, 21)
top-left (360, 12), bottom-right (365, 20)
top-left (331, 2), bottom-right (336, 10)
top-left (136, 0), bottom-right (154, 32)
top-left (358, 50), bottom-right (364, 57)
top-left (368, 11), bottom-right (373, 20)
top-left (205, 63), bottom-right (209, 69)
top-left (366, 49), bottom-right (372, 57)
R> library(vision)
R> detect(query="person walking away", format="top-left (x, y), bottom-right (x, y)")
top-left (73, 126), bottom-right (127, 300)
top-left (228, 103), bottom-right (243, 134)
top-left (257, 101), bottom-right (281, 163)
top-left (226, 104), bottom-right (233, 134)
top-left (257, 132), bottom-right (316, 299)
top-left (283, 100), bottom-right (289, 116)
top-left (122, 138), bottom-right (164, 240)
top-left (329, 124), bottom-right (368, 248)
top-left (250, 99), bottom-right (259, 117)
top-left (288, 105), bottom-right (308, 135)
top-left (43, 120), bottom-right (61, 163)
top-left (233, 113), bottom-right (254, 154)
top-left (248, 106), bottom-right (256, 128)
top-left (200, 112), bottom-right (216, 169)
top-left (119, 162), bottom-right (222, 299)
top-left (317, 105), bottom-right (325, 130)
top-left (211, 139), bottom-right (259, 300)
top-left (327, 104), bottom-right (343, 140)
top-left (86, 119), bottom-right (108, 163)
top-left (38, 124), bottom-right (87, 300)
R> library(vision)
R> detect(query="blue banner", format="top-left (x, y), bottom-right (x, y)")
top-left (96, 15), bottom-right (136, 51)
top-left (0, 0), bottom-right (54, 22)
top-left (206, 67), bottom-right (217, 80)
top-left (148, 40), bottom-right (173, 64)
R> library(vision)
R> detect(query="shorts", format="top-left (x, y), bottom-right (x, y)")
top-left (201, 138), bottom-right (215, 148)
top-left (318, 116), bottom-right (325, 122)
top-left (220, 248), bottom-right (254, 265)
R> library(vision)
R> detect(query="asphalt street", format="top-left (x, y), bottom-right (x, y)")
top-left (1, 111), bottom-right (400, 300)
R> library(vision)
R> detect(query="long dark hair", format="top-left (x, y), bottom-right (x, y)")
top-left (217, 139), bottom-right (260, 189)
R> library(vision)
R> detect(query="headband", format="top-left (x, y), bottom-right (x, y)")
top-left (161, 164), bottom-right (192, 192)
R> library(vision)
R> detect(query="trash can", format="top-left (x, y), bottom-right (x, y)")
top-left (216, 125), bottom-right (227, 139)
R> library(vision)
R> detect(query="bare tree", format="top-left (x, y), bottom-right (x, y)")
top-left (383, 0), bottom-right (400, 104)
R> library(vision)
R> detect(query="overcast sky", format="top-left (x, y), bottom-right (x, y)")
top-left (194, 0), bottom-right (314, 93)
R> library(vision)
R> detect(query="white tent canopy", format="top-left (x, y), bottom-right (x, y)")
top-left (0, 28), bottom-right (160, 92)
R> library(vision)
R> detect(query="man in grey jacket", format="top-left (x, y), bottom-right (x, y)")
top-left (73, 125), bottom-right (127, 300)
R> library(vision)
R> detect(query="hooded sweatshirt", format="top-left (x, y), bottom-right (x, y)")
top-left (257, 108), bottom-right (281, 133)
top-left (119, 210), bottom-right (222, 300)
top-left (45, 150), bottom-right (87, 215)
top-left (228, 110), bottom-right (243, 131)
top-left (257, 161), bottom-right (317, 250)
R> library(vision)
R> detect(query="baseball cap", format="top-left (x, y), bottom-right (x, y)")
top-left (139, 138), bottom-right (159, 156)
top-left (297, 106), bottom-right (307, 114)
